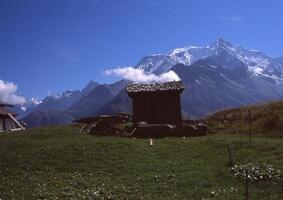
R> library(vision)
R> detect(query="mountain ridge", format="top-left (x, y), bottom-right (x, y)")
top-left (136, 38), bottom-right (283, 81)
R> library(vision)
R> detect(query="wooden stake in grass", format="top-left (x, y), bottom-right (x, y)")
top-left (150, 138), bottom-right (154, 146)
top-left (247, 110), bottom-right (253, 144)
top-left (245, 169), bottom-right (249, 200)
top-left (227, 144), bottom-right (234, 166)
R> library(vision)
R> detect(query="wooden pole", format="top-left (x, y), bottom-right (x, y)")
top-left (150, 138), bottom-right (154, 146)
top-left (245, 169), bottom-right (249, 200)
top-left (8, 113), bottom-right (25, 130)
top-left (248, 110), bottom-right (252, 144)
top-left (227, 144), bottom-right (234, 166)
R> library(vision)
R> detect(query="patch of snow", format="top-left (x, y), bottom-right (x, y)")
top-left (250, 49), bottom-right (261, 52)
top-left (195, 80), bottom-right (202, 84)
top-left (30, 97), bottom-right (42, 105)
top-left (21, 106), bottom-right (27, 112)
top-left (209, 65), bottom-right (217, 68)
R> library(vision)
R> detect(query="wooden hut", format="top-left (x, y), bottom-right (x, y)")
top-left (0, 100), bottom-right (25, 132)
top-left (126, 81), bottom-right (185, 125)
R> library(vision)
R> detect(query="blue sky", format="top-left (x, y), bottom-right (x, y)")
top-left (1, 0), bottom-right (283, 99)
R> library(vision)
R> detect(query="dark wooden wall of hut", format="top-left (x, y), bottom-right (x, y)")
top-left (131, 91), bottom-right (182, 125)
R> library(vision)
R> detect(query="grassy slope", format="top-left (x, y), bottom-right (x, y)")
top-left (0, 126), bottom-right (283, 199)
top-left (206, 100), bottom-right (283, 135)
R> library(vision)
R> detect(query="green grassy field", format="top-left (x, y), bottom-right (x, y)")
top-left (0, 126), bottom-right (283, 199)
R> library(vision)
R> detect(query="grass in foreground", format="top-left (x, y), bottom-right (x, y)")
top-left (0, 126), bottom-right (283, 199)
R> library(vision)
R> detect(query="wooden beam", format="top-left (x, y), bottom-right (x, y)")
top-left (7, 113), bottom-right (25, 130)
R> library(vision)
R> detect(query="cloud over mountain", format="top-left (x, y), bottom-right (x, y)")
top-left (0, 79), bottom-right (26, 105)
top-left (105, 67), bottom-right (180, 83)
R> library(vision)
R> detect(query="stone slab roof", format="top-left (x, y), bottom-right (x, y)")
top-left (126, 81), bottom-right (185, 93)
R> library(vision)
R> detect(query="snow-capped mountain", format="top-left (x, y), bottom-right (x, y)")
top-left (21, 38), bottom-right (283, 126)
top-left (101, 48), bottom-right (283, 119)
top-left (136, 38), bottom-right (283, 81)
top-left (100, 39), bottom-right (283, 118)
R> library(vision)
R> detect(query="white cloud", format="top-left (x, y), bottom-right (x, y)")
top-left (0, 79), bottom-right (26, 105)
top-left (218, 16), bottom-right (245, 22)
top-left (105, 67), bottom-right (181, 83)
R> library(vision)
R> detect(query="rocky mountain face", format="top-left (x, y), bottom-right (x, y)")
top-left (95, 89), bottom-right (132, 115)
top-left (173, 60), bottom-right (283, 118)
top-left (66, 80), bottom-right (129, 119)
top-left (36, 90), bottom-right (82, 112)
top-left (14, 81), bottom-right (99, 120)
top-left (17, 81), bottom-right (98, 118)
top-left (79, 81), bottom-right (99, 98)
top-left (22, 110), bottom-right (74, 128)
top-left (21, 80), bottom-right (128, 127)
top-left (21, 39), bottom-right (283, 127)
top-left (36, 81), bottom-right (99, 112)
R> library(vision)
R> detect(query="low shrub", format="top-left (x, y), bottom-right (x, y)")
top-left (231, 163), bottom-right (281, 183)
top-left (256, 112), bottom-right (280, 131)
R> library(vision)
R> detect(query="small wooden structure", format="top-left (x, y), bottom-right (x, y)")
top-left (73, 115), bottom-right (123, 124)
top-left (73, 115), bottom-right (131, 137)
top-left (126, 81), bottom-right (185, 125)
top-left (0, 100), bottom-right (25, 132)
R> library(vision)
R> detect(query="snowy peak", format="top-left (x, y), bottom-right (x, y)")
top-left (135, 38), bottom-right (241, 73)
top-left (207, 39), bottom-right (271, 72)
top-left (62, 90), bottom-right (80, 98)
top-left (46, 90), bottom-right (80, 100)
top-left (135, 54), bottom-right (175, 74)
top-left (135, 38), bottom-right (283, 81)
top-left (209, 38), bottom-right (233, 49)
top-left (169, 46), bottom-right (203, 66)
top-left (20, 97), bottom-right (42, 112)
